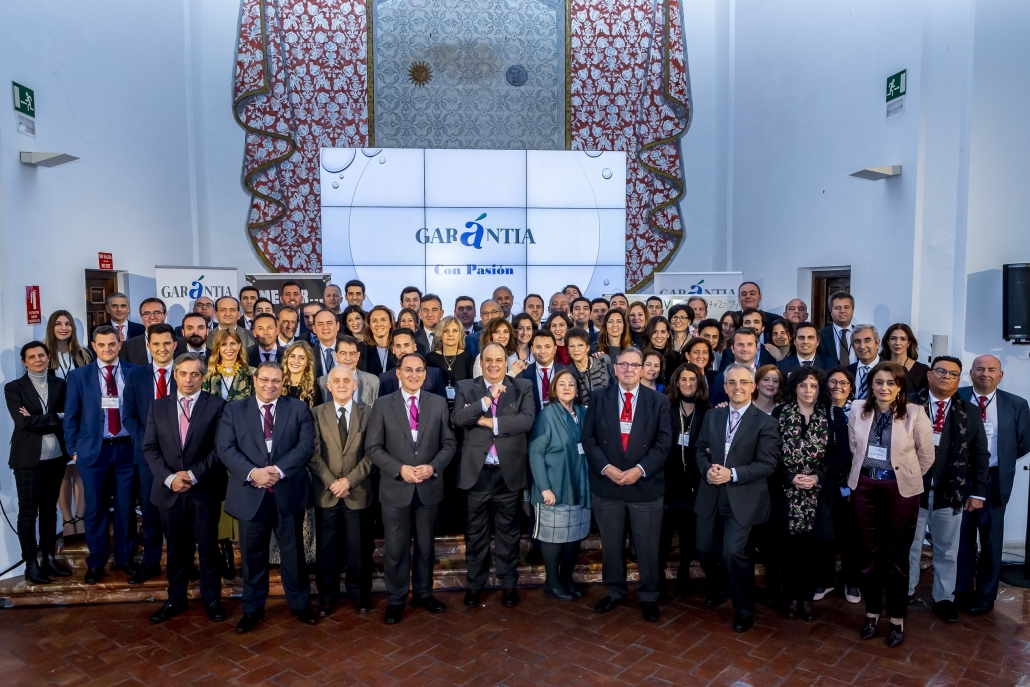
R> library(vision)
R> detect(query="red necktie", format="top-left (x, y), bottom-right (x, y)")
top-left (156, 368), bottom-right (168, 398)
top-left (541, 367), bottom-right (550, 404)
top-left (104, 365), bottom-right (121, 434)
top-left (116, 324), bottom-right (125, 341)
top-left (621, 391), bottom-right (633, 450)
top-left (933, 400), bottom-right (947, 433)
top-left (978, 395), bottom-right (988, 421)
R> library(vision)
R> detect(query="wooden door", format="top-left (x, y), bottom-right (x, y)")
top-left (84, 270), bottom-right (118, 330)
top-left (811, 270), bottom-right (851, 329)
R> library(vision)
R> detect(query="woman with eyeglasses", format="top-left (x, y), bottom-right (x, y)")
top-left (847, 362), bottom-right (935, 648)
top-left (566, 327), bottom-right (609, 406)
top-left (667, 304), bottom-right (695, 353)
top-left (880, 323), bottom-right (930, 395)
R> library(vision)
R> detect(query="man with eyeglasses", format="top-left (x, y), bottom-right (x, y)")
top-left (848, 324), bottom-right (881, 399)
top-left (907, 356), bottom-right (990, 623)
top-left (367, 352), bottom-right (456, 624)
top-left (582, 348), bottom-right (672, 623)
top-left (693, 363), bottom-right (780, 633)
top-left (120, 298), bottom-right (187, 366)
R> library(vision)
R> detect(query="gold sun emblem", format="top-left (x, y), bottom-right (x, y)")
top-left (407, 61), bottom-right (433, 87)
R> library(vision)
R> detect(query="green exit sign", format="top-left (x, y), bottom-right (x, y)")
top-left (13, 82), bottom-right (34, 117)
top-left (886, 70), bottom-right (906, 103)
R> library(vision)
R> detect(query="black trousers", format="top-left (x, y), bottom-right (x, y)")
top-left (465, 466), bottom-right (522, 589)
top-left (238, 491), bottom-right (309, 614)
top-left (136, 461), bottom-right (164, 568)
top-left (697, 487), bottom-right (756, 617)
top-left (781, 531), bottom-right (818, 603)
top-left (160, 491), bottom-right (221, 605)
top-left (13, 459), bottom-right (67, 562)
top-left (659, 500), bottom-right (696, 592)
top-left (593, 493), bottom-right (663, 602)
top-left (315, 502), bottom-right (372, 600)
top-left (957, 467), bottom-right (1005, 605)
top-left (381, 490), bottom-right (439, 605)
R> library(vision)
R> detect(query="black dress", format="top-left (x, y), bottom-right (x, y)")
top-left (425, 350), bottom-right (474, 399)
top-left (659, 401), bottom-right (707, 595)
top-left (905, 360), bottom-right (930, 395)
top-left (425, 349), bottom-right (474, 534)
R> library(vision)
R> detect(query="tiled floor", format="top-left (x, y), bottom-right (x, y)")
top-left (0, 580), bottom-right (1026, 687)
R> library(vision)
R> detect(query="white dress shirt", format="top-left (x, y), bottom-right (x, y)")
top-left (602, 384), bottom-right (647, 478)
top-left (854, 356), bottom-right (880, 399)
top-left (96, 360), bottom-right (128, 438)
top-left (334, 398), bottom-right (353, 432)
top-left (974, 390), bottom-right (998, 468)
top-left (248, 396), bottom-right (285, 483)
top-left (535, 363), bottom-right (555, 407)
top-left (403, 389), bottom-right (421, 442)
top-left (722, 401), bottom-right (752, 483)
top-left (833, 323), bottom-right (858, 364)
top-left (928, 391), bottom-right (983, 501)
top-left (164, 390), bottom-right (201, 489)
top-left (152, 364), bottom-right (173, 399)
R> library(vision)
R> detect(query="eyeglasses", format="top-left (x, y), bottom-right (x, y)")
top-left (670, 315), bottom-right (690, 322)
top-left (827, 380), bottom-right (851, 388)
top-left (140, 310), bottom-right (165, 318)
top-left (931, 368), bottom-right (962, 380)
top-left (724, 380), bottom-right (754, 388)
top-left (614, 362), bottom-right (642, 369)
top-left (400, 367), bottom-right (426, 374)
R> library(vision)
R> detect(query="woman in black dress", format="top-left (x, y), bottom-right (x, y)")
top-left (880, 323), bottom-right (930, 395)
top-left (425, 315), bottom-right (474, 406)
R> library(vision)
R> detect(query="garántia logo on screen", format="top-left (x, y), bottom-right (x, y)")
top-left (414, 213), bottom-right (536, 247)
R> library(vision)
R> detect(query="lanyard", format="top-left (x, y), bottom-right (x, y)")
top-left (154, 366), bottom-right (171, 389)
top-left (178, 396), bottom-right (195, 422)
top-left (220, 375), bottom-right (234, 399)
top-left (725, 409), bottom-right (743, 443)
top-left (58, 353), bottom-right (72, 378)
top-left (99, 362), bottom-right (121, 394)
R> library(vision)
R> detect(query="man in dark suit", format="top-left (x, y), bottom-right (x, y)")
top-left (734, 282), bottom-right (780, 333)
top-left (179, 313), bottom-right (211, 358)
top-left (719, 309), bottom-right (777, 369)
top-left (143, 353), bottom-right (227, 624)
top-left (777, 321), bottom-right (836, 376)
top-left (91, 292), bottom-right (145, 342)
top-left (517, 330), bottom-right (569, 411)
top-left (906, 356), bottom-right (990, 623)
top-left (454, 296), bottom-right (480, 337)
top-left (247, 313), bottom-right (285, 366)
top-left (311, 307), bottom-right (341, 380)
top-left (121, 323), bottom-right (179, 585)
top-left (119, 298), bottom-right (186, 365)
top-left (276, 305), bottom-right (301, 348)
top-left (710, 328), bottom-right (766, 406)
top-left (452, 343), bottom-right (536, 607)
top-left (309, 366), bottom-right (375, 617)
top-left (5, 341), bottom-right (70, 584)
top-left (817, 291), bottom-right (857, 366)
top-left (216, 361), bottom-right (317, 632)
top-left (957, 355), bottom-right (1030, 614)
top-left (847, 324), bottom-right (881, 400)
top-left (377, 329), bottom-right (448, 398)
top-left (694, 363), bottom-right (781, 632)
top-left (582, 348), bottom-right (672, 622)
top-left (366, 352), bottom-right (456, 624)
top-left (414, 294), bottom-right (444, 353)
top-left (63, 326), bottom-right (139, 584)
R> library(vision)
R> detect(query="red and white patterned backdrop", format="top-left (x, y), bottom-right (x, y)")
top-left (233, 0), bottom-right (690, 290)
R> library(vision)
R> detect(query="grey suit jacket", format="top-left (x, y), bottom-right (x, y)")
top-left (693, 404), bottom-right (781, 527)
top-left (451, 376), bottom-right (536, 491)
top-left (308, 401), bottom-right (374, 509)
top-left (317, 369), bottom-right (379, 406)
top-left (366, 390), bottom-right (456, 507)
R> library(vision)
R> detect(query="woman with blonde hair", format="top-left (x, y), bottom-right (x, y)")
top-left (426, 315), bottom-right (473, 403)
top-left (281, 340), bottom-right (317, 407)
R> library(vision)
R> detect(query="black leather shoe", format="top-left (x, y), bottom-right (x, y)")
top-left (543, 584), bottom-right (574, 602)
top-left (705, 591), bottom-right (728, 607)
top-left (860, 617), bottom-right (878, 640)
top-left (319, 598), bottom-right (335, 617)
top-left (112, 559), bottom-right (139, 576)
top-left (84, 566), bottom-right (105, 585)
top-left (206, 601), bottom-right (227, 621)
top-left (641, 602), bottom-right (660, 622)
top-left (594, 596), bottom-right (628, 613)
top-left (42, 554), bottom-right (72, 577)
top-left (236, 612), bottom-right (263, 633)
top-left (24, 562), bottom-right (51, 585)
top-left (219, 541), bottom-right (236, 580)
top-left (151, 600), bottom-right (188, 624)
top-left (502, 589), bottom-right (519, 607)
top-left (565, 579), bottom-right (583, 599)
top-left (384, 604), bottom-right (404, 624)
top-left (411, 595), bottom-right (447, 613)
top-left (967, 600), bottom-right (994, 615)
top-left (934, 600), bottom-right (959, 623)
top-left (800, 601), bottom-right (815, 622)
top-left (886, 624), bottom-right (904, 648)
top-left (732, 614), bottom-right (755, 633)
top-left (356, 594), bottom-right (372, 614)
top-left (128, 565), bottom-right (161, 585)
top-left (293, 607), bottom-right (318, 625)
top-left (464, 589), bottom-right (482, 607)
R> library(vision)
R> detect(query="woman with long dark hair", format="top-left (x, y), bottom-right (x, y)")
top-left (546, 312), bottom-right (574, 366)
top-left (361, 305), bottom-right (396, 376)
top-left (880, 323), bottom-right (930, 394)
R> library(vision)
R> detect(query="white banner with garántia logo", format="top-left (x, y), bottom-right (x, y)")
top-left (155, 266), bottom-right (239, 326)
top-left (652, 271), bottom-right (744, 319)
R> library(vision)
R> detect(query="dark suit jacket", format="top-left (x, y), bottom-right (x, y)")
top-left (119, 335), bottom-right (187, 367)
top-left (63, 360), bottom-right (139, 466)
top-left (451, 377), bottom-right (536, 491)
top-left (216, 395), bottom-right (315, 521)
top-left (915, 392), bottom-right (991, 509)
top-left (122, 364), bottom-right (178, 466)
top-left (366, 390), bottom-right (456, 507)
top-left (378, 367), bottom-right (448, 399)
top-left (958, 386), bottom-right (1030, 504)
top-left (5, 374), bottom-right (69, 469)
top-left (92, 320), bottom-right (144, 341)
top-left (413, 326), bottom-right (433, 356)
top-left (247, 343), bottom-right (284, 367)
top-left (776, 353), bottom-right (838, 377)
top-left (361, 343), bottom-right (397, 377)
top-left (581, 384), bottom-right (672, 502)
top-left (142, 392), bottom-right (226, 509)
top-left (517, 362), bottom-right (570, 411)
top-left (709, 360), bottom-right (771, 406)
top-left (719, 346), bottom-right (776, 375)
top-left (464, 333), bottom-right (480, 359)
top-left (309, 400), bottom-right (374, 510)
top-left (694, 404), bottom-right (781, 527)
top-left (817, 324), bottom-right (853, 363)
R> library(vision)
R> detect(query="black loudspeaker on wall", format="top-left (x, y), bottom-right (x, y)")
top-left (1002, 263), bottom-right (1030, 344)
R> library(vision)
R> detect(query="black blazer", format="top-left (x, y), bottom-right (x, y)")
top-left (914, 392), bottom-right (991, 509)
top-left (119, 335), bottom-right (187, 366)
top-left (378, 367), bottom-right (448, 399)
top-left (581, 384), bottom-right (672, 502)
top-left (451, 377), bottom-right (536, 491)
top-left (664, 402), bottom-right (707, 505)
top-left (958, 386), bottom-right (1030, 504)
top-left (247, 343), bottom-right (284, 367)
top-left (361, 342), bottom-right (397, 377)
top-left (413, 327), bottom-right (433, 356)
top-left (122, 364), bottom-right (178, 466)
top-left (312, 340), bottom-right (340, 380)
top-left (5, 374), bottom-right (69, 469)
top-left (517, 361), bottom-right (570, 411)
top-left (719, 346), bottom-right (776, 374)
top-left (776, 353), bottom-right (838, 377)
top-left (694, 404), bottom-right (781, 527)
top-left (142, 392), bottom-right (226, 509)
top-left (816, 324), bottom-right (850, 363)
top-left (92, 320), bottom-right (144, 341)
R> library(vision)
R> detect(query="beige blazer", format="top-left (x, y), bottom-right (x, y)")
top-left (308, 400), bottom-right (374, 509)
top-left (848, 402), bottom-right (935, 498)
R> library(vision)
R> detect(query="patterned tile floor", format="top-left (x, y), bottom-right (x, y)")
top-left (0, 578), bottom-right (1026, 687)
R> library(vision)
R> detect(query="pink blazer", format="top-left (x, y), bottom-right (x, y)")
top-left (848, 402), bottom-right (936, 498)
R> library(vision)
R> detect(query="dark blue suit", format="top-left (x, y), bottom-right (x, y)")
top-left (122, 364), bottom-right (176, 569)
top-left (956, 386), bottom-right (1030, 605)
top-left (464, 332), bottom-right (480, 359)
top-left (719, 346), bottom-right (776, 374)
top-left (517, 361), bottom-right (570, 411)
top-left (776, 353), bottom-right (838, 377)
top-left (216, 395), bottom-right (315, 614)
top-left (709, 360), bottom-right (766, 406)
top-left (63, 360), bottom-right (139, 569)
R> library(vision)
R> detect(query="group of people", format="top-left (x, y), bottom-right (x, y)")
top-left (6, 280), bottom-right (1027, 647)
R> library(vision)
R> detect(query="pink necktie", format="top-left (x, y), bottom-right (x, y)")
top-left (408, 397), bottom-right (419, 430)
top-left (179, 397), bottom-right (191, 448)
top-left (487, 386), bottom-right (499, 462)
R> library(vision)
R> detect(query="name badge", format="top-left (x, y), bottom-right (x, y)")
top-left (724, 442), bottom-right (732, 457)
top-left (933, 432), bottom-right (942, 447)
top-left (265, 439), bottom-right (273, 454)
top-left (101, 396), bottom-right (120, 409)
top-left (620, 421), bottom-right (632, 434)
top-left (866, 445), bottom-right (888, 460)
top-left (446, 385), bottom-right (455, 400)
top-left (983, 421), bottom-right (995, 435)
top-left (577, 443), bottom-right (585, 454)
top-left (678, 432), bottom-right (690, 446)
top-left (411, 430), bottom-right (419, 442)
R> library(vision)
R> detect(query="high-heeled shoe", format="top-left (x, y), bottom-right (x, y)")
top-left (860, 615), bottom-right (879, 640)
